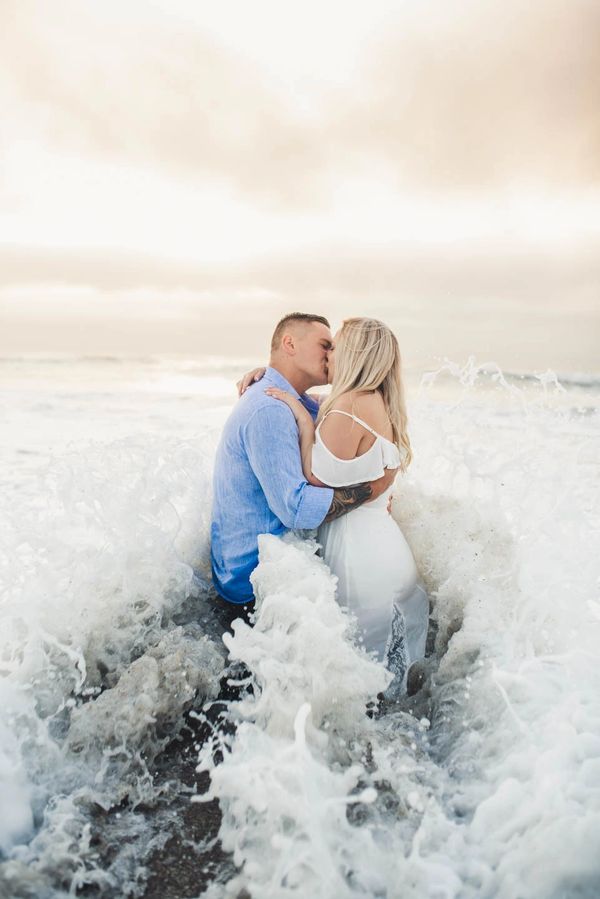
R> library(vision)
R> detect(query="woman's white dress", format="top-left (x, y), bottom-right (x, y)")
top-left (312, 410), bottom-right (429, 696)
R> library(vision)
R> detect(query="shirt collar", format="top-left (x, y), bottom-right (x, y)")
top-left (264, 366), bottom-right (302, 399)
top-left (263, 366), bottom-right (320, 416)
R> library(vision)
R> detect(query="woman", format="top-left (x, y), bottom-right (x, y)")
top-left (257, 317), bottom-right (429, 697)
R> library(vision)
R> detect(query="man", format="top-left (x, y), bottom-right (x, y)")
top-left (210, 312), bottom-right (394, 627)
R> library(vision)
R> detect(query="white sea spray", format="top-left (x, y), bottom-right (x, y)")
top-left (198, 361), bottom-right (600, 898)
top-left (0, 432), bottom-right (226, 895)
top-left (230, 533), bottom-right (389, 739)
top-left (1, 356), bottom-right (599, 897)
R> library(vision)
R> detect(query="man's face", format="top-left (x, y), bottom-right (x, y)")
top-left (326, 329), bottom-right (341, 384)
top-left (293, 321), bottom-right (333, 387)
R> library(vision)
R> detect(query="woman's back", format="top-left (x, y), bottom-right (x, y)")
top-left (312, 391), bottom-right (401, 492)
top-left (317, 390), bottom-right (394, 461)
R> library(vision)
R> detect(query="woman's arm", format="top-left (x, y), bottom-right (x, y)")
top-left (264, 388), bottom-right (326, 486)
top-left (264, 388), bottom-right (397, 519)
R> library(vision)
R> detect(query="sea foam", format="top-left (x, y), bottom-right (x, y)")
top-left (1, 357), bottom-right (599, 897)
top-left (197, 361), bottom-right (600, 898)
top-left (0, 432), bottom-right (226, 895)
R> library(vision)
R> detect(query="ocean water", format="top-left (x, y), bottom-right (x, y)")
top-left (1, 354), bottom-right (599, 898)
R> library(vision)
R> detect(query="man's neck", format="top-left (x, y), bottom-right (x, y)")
top-left (268, 360), bottom-right (314, 396)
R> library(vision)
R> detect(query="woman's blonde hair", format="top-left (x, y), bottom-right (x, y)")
top-left (318, 317), bottom-right (412, 471)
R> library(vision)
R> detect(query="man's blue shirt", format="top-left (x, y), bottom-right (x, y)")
top-left (210, 367), bottom-right (334, 604)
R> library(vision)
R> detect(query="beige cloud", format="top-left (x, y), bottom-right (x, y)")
top-left (1, 238), bottom-right (598, 308)
top-left (0, 0), bottom-right (331, 211)
top-left (1, 239), bottom-right (598, 369)
top-left (1, 0), bottom-right (599, 214)
top-left (333, 0), bottom-right (600, 189)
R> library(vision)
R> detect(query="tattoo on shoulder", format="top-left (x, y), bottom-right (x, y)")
top-left (324, 483), bottom-right (372, 522)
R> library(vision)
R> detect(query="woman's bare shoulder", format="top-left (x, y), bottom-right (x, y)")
top-left (332, 390), bottom-right (383, 412)
top-left (333, 390), bottom-right (384, 418)
top-left (318, 397), bottom-right (363, 458)
top-left (334, 390), bottom-right (391, 436)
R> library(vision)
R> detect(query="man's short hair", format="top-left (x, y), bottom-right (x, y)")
top-left (270, 312), bottom-right (330, 352)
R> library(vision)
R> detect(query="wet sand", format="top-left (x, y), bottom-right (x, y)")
top-left (141, 698), bottom-right (235, 899)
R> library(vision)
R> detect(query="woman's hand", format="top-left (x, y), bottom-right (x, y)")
top-left (237, 366), bottom-right (266, 397)
top-left (264, 387), bottom-right (312, 426)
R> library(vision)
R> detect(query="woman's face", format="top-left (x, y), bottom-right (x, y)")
top-left (326, 329), bottom-right (341, 384)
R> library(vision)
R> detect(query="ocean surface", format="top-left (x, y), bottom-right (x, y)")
top-left (1, 354), bottom-right (599, 898)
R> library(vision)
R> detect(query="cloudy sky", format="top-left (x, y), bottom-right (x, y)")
top-left (1, 0), bottom-right (599, 371)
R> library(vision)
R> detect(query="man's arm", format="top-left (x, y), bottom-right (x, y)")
top-left (244, 404), bottom-right (333, 529)
top-left (324, 484), bottom-right (373, 522)
top-left (324, 467), bottom-right (397, 522)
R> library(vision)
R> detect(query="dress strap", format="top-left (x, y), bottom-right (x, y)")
top-left (318, 409), bottom-right (382, 439)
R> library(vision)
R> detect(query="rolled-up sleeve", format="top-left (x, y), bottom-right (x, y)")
top-left (243, 403), bottom-right (333, 530)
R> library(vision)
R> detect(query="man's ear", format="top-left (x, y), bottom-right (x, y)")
top-left (281, 333), bottom-right (296, 356)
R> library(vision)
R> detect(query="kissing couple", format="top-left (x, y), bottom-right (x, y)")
top-left (210, 313), bottom-right (429, 695)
